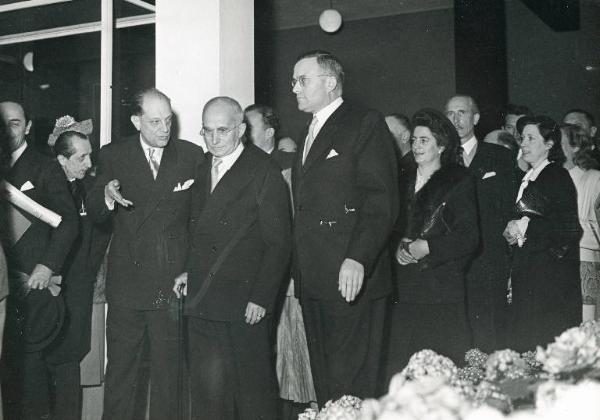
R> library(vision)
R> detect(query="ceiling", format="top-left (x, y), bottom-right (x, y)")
top-left (258, 0), bottom-right (452, 30)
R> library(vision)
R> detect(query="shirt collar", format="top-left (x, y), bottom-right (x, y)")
top-left (524, 158), bottom-right (550, 182)
top-left (213, 141), bottom-right (244, 172)
top-left (312, 97), bottom-right (344, 135)
top-left (461, 135), bottom-right (478, 156)
top-left (139, 135), bottom-right (164, 160)
top-left (10, 141), bottom-right (27, 166)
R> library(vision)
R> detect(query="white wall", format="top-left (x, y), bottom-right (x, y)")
top-left (156, 0), bottom-right (254, 147)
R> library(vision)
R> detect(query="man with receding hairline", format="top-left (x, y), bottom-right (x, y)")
top-left (445, 94), bottom-right (517, 352)
top-left (88, 88), bottom-right (204, 420)
top-left (291, 50), bottom-right (398, 404)
top-left (174, 96), bottom-right (291, 420)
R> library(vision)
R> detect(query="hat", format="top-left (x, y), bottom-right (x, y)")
top-left (47, 115), bottom-right (93, 147)
top-left (6, 272), bottom-right (65, 353)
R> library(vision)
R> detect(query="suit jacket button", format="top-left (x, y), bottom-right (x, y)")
top-left (209, 272), bottom-right (215, 278)
top-left (211, 246), bottom-right (217, 252)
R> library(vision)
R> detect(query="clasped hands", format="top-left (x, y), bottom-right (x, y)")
top-left (395, 238), bottom-right (430, 265)
top-left (503, 218), bottom-right (529, 246)
top-left (172, 272), bottom-right (267, 325)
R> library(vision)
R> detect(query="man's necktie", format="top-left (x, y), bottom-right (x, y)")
top-left (211, 158), bottom-right (223, 192)
top-left (69, 180), bottom-right (86, 215)
top-left (302, 116), bottom-right (319, 165)
top-left (148, 148), bottom-right (160, 179)
top-left (458, 145), bottom-right (466, 167)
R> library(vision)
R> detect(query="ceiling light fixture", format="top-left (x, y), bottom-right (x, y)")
top-left (319, 0), bottom-right (342, 33)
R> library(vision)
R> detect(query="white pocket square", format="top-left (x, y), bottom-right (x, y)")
top-left (20, 181), bottom-right (34, 192)
top-left (173, 179), bottom-right (194, 192)
top-left (482, 171), bottom-right (496, 179)
top-left (326, 149), bottom-right (339, 159)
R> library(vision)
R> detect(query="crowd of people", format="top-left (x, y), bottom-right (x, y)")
top-left (0, 49), bottom-right (598, 420)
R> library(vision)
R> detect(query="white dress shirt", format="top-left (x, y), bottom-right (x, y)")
top-left (212, 142), bottom-right (245, 186)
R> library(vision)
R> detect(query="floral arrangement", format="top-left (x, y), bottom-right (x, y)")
top-left (396, 349), bottom-right (458, 382)
top-left (298, 395), bottom-right (362, 420)
top-left (300, 321), bottom-right (600, 420)
top-left (535, 324), bottom-right (600, 377)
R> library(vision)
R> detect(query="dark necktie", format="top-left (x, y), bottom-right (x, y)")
top-left (458, 145), bottom-right (466, 167)
top-left (70, 180), bottom-right (86, 215)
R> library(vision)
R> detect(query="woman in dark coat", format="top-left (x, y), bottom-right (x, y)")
top-left (504, 116), bottom-right (582, 352)
top-left (385, 109), bottom-right (479, 380)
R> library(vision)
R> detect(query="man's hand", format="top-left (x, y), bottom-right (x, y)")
top-left (27, 264), bottom-right (53, 290)
top-left (105, 179), bottom-right (133, 208)
top-left (245, 302), bottom-right (266, 325)
top-left (395, 241), bottom-right (417, 265)
top-left (503, 220), bottom-right (521, 245)
top-left (172, 272), bottom-right (188, 298)
top-left (338, 258), bottom-right (364, 303)
top-left (408, 239), bottom-right (430, 260)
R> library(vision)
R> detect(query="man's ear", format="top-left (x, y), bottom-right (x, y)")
top-left (57, 154), bottom-right (68, 167)
top-left (25, 120), bottom-right (32, 136)
top-left (473, 112), bottom-right (480, 126)
top-left (265, 127), bottom-right (275, 141)
top-left (401, 130), bottom-right (411, 143)
top-left (237, 122), bottom-right (246, 138)
top-left (130, 115), bottom-right (142, 131)
top-left (326, 76), bottom-right (338, 93)
top-left (591, 126), bottom-right (597, 138)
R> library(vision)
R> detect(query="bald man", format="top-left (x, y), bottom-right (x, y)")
top-left (174, 96), bottom-right (291, 420)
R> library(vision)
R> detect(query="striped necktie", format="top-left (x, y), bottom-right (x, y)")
top-left (148, 148), bottom-right (160, 179)
top-left (302, 116), bottom-right (319, 165)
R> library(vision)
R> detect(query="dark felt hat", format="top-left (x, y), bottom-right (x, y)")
top-left (8, 288), bottom-right (65, 353)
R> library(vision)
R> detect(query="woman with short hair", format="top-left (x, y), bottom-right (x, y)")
top-left (504, 116), bottom-right (582, 352)
top-left (385, 108), bottom-right (479, 379)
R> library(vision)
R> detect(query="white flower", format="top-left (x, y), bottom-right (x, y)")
top-left (536, 326), bottom-right (600, 375)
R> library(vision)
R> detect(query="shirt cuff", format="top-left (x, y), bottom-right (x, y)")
top-left (105, 196), bottom-right (115, 210)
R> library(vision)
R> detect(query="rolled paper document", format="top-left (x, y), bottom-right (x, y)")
top-left (1, 181), bottom-right (62, 228)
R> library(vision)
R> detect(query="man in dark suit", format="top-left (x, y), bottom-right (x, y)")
top-left (46, 130), bottom-right (110, 420)
top-left (290, 51), bottom-right (398, 405)
top-left (0, 101), bottom-right (79, 420)
top-left (173, 96), bottom-right (291, 420)
top-left (445, 95), bottom-right (517, 352)
top-left (87, 88), bottom-right (204, 420)
top-left (245, 104), bottom-right (296, 171)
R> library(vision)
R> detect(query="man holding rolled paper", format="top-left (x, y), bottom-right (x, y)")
top-left (0, 101), bottom-right (79, 420)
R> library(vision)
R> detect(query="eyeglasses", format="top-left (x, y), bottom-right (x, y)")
top-left (290, 74), bottom-right (332, 88)
top-left (200, 123), bottom-right (241, 138)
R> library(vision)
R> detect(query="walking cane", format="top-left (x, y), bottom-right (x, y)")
top-left (177, 283), bottom-right (185, 420)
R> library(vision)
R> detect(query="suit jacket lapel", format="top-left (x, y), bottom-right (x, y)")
top-left (302, 104), bottom-right (346, 171)
top-left (197, 147), bottom-right (257, 226)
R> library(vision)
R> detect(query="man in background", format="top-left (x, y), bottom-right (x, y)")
top-left (445, 95), bottom-right (516, 352)
top-left (385, 113), bottom-right (414, 175)
top-left (0, 101), bottom-right (78, 420)
top-left (245, 104), bottom-right (297, 171)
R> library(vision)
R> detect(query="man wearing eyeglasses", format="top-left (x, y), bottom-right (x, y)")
top-left (290, 50), bottom-right (398, 405)
top-left (173, 96), bottom-right (291, 420)
top-left (87, 88), bottom-right (204, 420)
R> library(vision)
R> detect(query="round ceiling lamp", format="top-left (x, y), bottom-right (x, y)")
top-left (319, 2), bottom-right (342, 33)
top-left (23, 51), bottom-right (34, 72)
